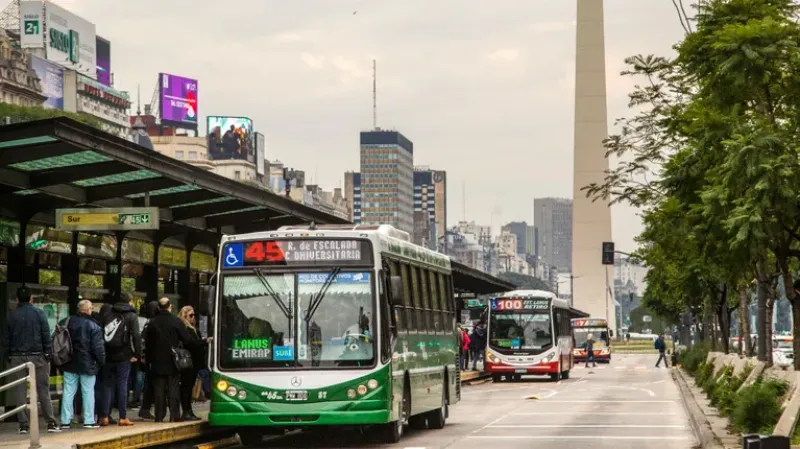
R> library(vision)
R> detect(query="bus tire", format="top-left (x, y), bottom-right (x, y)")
top-left (561, 369), bottom-right (570, 380)
top-left (380, 377), bottom-right (409, 444)
top-left (426, 384), bottom-right (447, 430)
top-left (491, 374), bottom-right (502, 383)
top-left (238, 429), bottom-right (262, 447)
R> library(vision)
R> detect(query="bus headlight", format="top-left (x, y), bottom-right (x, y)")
top-left (347, 389), bottom-right (357, 399)
top-left (357, 385), bottom-right (368, 395)
top-left (237, 390), bottom-right (247, 400)
top-left (486, 352), bottom-right (498, 363)
top-left (226, 386), bottom-right (238, 397)
top-left (367, 379), bottom-right (379, 390)
top-left (216, 380), bottom-right (229, 392)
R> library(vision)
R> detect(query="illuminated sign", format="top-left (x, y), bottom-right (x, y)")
top-left (78, 75), bottom-right (131, 109)
top-left (55, 207), bottom-right (159, 231)
top-left (231, 338), bottom-right (271, 359)
top-left (223, 239), bottom-right (372, 268)
top-left (490, 298), bottom-right (550, 311)
top-left (571, 318), bottom-right (608, 328)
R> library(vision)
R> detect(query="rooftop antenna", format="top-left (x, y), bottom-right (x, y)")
top-left (372, 59), bottom-right (377, 130)
top-left (136, 84), bottom-right (141, 116)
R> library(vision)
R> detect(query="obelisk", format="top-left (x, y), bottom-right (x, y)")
top-left (572, 0), bottom-right (616, 332)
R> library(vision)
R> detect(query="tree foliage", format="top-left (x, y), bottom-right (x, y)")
top-left (0, 103), bottom-right (103, 129)
top-left (585, 0), bottom-right (800, 365)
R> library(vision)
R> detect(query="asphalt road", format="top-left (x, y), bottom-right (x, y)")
top-left (229, 354), bottom-right (697, 449)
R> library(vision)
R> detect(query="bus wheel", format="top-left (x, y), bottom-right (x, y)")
top-left (379, 418), bottom-right (404, 443)
top-left (560, 369), bottom-right (570, 380)
top-left (238, 429), bottom-right (263, 447)
top-left (492, 374), bottom-right (502, 383)
top-left (426, 386), bottom-right (447, 429)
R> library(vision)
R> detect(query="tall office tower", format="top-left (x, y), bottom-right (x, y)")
top-left (344, 171), bottom-right (362, 223)
top-left (534, 198), bottom-right (573, 272)
top-left (359, 130), bottom-right (414, 233)
top-left (501, 221), bottom-right (536, 256)
top-left (413, 166), bottom-right (447, 248)
top-left (572, 0), bottom-right (616, 330)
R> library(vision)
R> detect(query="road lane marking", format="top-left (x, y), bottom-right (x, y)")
top-left (533, 400), bottom-right (674, 403)
top-left (489, 424), bottom-right (686, 428)
top-left (510, 412), bottom-right (678, 416)
top-left (468, 435), bottom-right (692, 440)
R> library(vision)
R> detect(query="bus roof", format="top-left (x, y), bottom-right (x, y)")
top-left (493, 290), bottom-right (582, 312)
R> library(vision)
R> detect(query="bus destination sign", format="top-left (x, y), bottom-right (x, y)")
top-left (572, 318), bottom-right (608, 328)
top-left (222, 239), bottom-right (373, 268)
top-left (490, 298), bottom-right (550, 311)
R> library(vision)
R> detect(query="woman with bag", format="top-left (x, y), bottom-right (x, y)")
top-left (177, 306), bottom-right (211, 421)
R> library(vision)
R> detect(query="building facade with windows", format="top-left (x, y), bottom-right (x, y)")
top-left (413, 166), bottom-right (447, 250)
top-left (359, 130), bottom-right (414, 233)
top-left (534, 197), bottom-right (573, 272)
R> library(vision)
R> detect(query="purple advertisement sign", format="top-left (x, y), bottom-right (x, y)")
top-left (159, 73), bottom-right (198, 126)
top-left (96, 37), bottom-right (111, 86)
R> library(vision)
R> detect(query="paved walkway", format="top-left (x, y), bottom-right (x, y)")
top-left (0, 370), bottom-right (486, 449)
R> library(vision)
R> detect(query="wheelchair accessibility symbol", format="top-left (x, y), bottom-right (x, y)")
top-left (223, 243), bottom-right (243, 267)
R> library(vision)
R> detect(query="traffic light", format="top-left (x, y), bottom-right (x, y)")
top-left (602, 241), bottom-right (615, 265)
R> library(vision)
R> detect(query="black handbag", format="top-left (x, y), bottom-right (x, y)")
top-left (172, 344), bottom-right (193, 371)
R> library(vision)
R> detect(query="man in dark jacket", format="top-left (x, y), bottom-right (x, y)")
top-left (144, 297), bottom-right (193, 422)
top-left (655, 334), bottom-right (669, 368)
top-left (2, 286), bottom-right (60, 433)
top-left (60, 300), bottom-right (105, 429)
top-left (98, 293), bottom-right (142, 426)
top-left (470, 322), bottom-right (487, 371)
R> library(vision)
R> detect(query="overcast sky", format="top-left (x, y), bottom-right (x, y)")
top-left (49, 0), bottom-right (685, 253)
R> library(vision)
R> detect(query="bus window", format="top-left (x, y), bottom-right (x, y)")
top-left (418, 268), bottom-right (433, 332)
top-left (388, 260), bottom-right (406, 333)
top-left (429, 271), bottom-right (442, 333)
top-left (410, 265), bottom-right (423, 332)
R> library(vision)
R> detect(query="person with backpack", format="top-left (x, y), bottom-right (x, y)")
top-left (58, 299), bottom-right (105, 429)
top-left (2, 286), bottom-right (61, 434)
top-left (98, 293), bottom-right (142, 427)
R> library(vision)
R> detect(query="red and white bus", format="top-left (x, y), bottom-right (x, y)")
top-left (571, 318), bottom-right (613, 363)
top-left (485, 290), bottom-right (588, 382)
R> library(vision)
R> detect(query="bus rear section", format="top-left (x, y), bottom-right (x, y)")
top-left (571, 318), bottom-right (612, 363)
top-left (484, 292), bottom-right (579, 382)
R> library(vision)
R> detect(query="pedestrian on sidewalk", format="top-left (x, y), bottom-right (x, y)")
top-left (99, 293), bottom-right (142, 427)
top-left (177, 306), bottom-right (211, 421)
top-left (60, 299), bottom-right (105, 430)
top-left (584, 334), bottom-right (597, 368)
top-left (470, 321), bottom-right (487, 371)
top-left (144, 298), bottom-right (194, 422)
top-left (2, 286), bottom-right (61, 433)
top-left (459, 327), bottom-right (471, 370)
top-left (655, 333), bottom-right (669, 368)
top-left (138, 300), bottom-right (160, 420)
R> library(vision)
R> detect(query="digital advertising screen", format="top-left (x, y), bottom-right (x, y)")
top-left (159, 73), bottom-right (198, 126)
top-left (207, 116), bottom-right (253, 161)
top-left (29, 55), bottom-right (64, 109)
top-left (96, 36), bottom-right (111, 86)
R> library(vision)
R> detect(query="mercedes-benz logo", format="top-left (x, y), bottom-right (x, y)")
top-left (290, 376), bottom-right (302, 387)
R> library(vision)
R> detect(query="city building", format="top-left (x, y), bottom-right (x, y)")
top-left (446, 221), bottom-right (497, 274)
top-left (150, 135), bottom-right (214, 171)
top-left (359, 130), bottom-right (414, 234)
top-left (344, 171), bottom-right (361, 223)
top-left (305, 185), bottom-right (349, 221)
top-left (0, 29), bottom-right (46, 107)
top-left (501, 221), bottom-right (536, 256)
top-left (413, 166), bottom-right (447, 244)
top-left (63, 70), bottom-right (131, 137)
top-left (412, 211), bottom-right (434, 249)
top-left (534, 197), bottom-right (573, 272)
top-left (268, 160), bottom-right (305, 197)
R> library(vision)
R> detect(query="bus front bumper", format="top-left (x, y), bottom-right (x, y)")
top-left (209, 400), bottom-right (392, 427)
top-left (486, 360), bottom-right (559, 374)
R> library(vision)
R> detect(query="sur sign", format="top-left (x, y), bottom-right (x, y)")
top-left (55, 207), bottom-right (159, 231)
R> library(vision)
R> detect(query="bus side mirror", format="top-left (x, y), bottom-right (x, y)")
top-left (390, 276), bottom-right (404, 306)
top-left (200, 285), bottom-right (216, 316)
top-left (609, 330), bottom-right (614, 338)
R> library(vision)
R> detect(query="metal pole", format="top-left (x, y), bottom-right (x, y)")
top-left (27, 362), bottom-right (39, 449)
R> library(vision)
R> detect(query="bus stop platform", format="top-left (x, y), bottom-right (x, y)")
top-left (0, 370), bottom-right (487, 449)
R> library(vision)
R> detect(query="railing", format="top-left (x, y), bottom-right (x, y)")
top-left (0, 362), bottom-right (40, 449)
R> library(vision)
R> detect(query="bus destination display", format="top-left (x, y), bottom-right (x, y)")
top-left (222, 239), bottom-right (372, 268)
top-left (490, 298), bottom-right (549, 311)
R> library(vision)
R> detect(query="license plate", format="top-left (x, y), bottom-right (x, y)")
top-left (286, 390), bottom-right (308, 401)
top-left (515, 369), bottom-right (527, 373)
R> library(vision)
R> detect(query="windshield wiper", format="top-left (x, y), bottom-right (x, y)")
top-left (253, 268), bottom-right (292, 319)
top-left (306, 267), bottom-right (341, 323)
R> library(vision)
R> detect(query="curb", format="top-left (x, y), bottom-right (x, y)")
top-left (73, 422), bottom-right (230, 449)
top-left (460, 371), bottom-right (491, 384)
top-left (673, 368), bottom-right (723, 449)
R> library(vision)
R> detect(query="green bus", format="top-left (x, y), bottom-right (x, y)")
top-left (206, 224), bottom-right (460, 445)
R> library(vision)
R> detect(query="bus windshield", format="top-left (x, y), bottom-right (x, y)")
top-left (218, 270), bottom-right (375, 370)
top-left (573, 328), bottom-right (610, 348)
top-left (489, 310), bottom-right (552, 355)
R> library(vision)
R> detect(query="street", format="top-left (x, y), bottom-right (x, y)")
top-left (230, 354), bottom-right (696, 449)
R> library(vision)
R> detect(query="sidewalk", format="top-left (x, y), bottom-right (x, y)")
top-left (0, 369), bottom-right (487, 449)
top-left (0, 403), bottom-right (220, 449)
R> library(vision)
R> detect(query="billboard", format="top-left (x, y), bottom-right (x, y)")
top-left (255, 132), bottom-right (266, 176)
top-left (159, 73), bottom-right (198, 126)
top-left (19, 1), bottom-right (44, 48)
top-left (207, 116), bottom-right (253, 161)
top-left (44, 1), bottom-right (97, 77)
top-left (29, 55), bottom-right (64, 109)
top-left (96, 36), bottom-right (111, 86)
